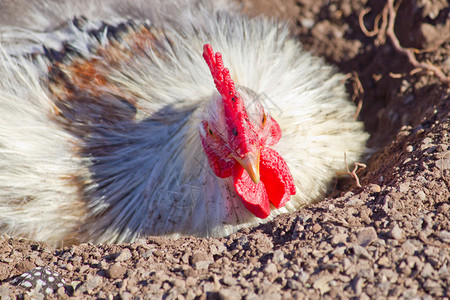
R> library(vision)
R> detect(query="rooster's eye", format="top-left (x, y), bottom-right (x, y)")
top-left (262, 113), bottom-right (267, 126)
top-left (208, 128), bottom-right (214, 136)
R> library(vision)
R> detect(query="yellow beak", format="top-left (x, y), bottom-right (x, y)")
top-left (234, 149), bottom-right (261, 184)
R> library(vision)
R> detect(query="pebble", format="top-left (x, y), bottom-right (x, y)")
top-left (297, 270), bottom-right (309, 284)
top-left (190, 251), bottom-right (213, 265)
top-left (263, 263), bottom-right (278, 275)
top-left (435, 158), bottom-right (450, 170)
top-left (331, 246), bottom-right (346, 258)
top-left (218, 289), bottom-right (241, 300)
top-left (398, 182), bottom-right (410, 193)
top-left (0, 286), bottom-right (12, 300)
top-left (194, 261), bottom-right (211, 270)
top-left (351, 276), bottom-right (364, 295)
top-left (439, 231), bottom-right (450, 243)
top-left (356, 227), bottom-right (377, 247)
top-left (286, 279), bottom-right (302, 290)
top-left (312, 223), bottom-right (322, 233)
top-left (367, 184), bottom-right (381, 193)
top-left (272, 249), bottom-right (284, 264)
top-left (416, 190), bottom-right (427, 201)
top-left (389, 224), bottom-right (405, 241)
top-left (312, 275), bottom-right (334, 295)
top-left (423, 279), bottom-right (442, 295)
top-left (107, 263), bottom-right (127, 279)
top-left (344, 198), bottom-right (364, 207)
top-left (119, 291), bottom-right (133, 300)
top-left (86, 275), bottom-right (102, 291)
top-left (331, 233), bottom-right (348, 245)
top-left (115, 248), bottom-right (132, 262)
top-left (223, 275), bottom-right (238, 286)
top-left (173, 279), bottom-right (186, 289)
top-left (437, 203), bottom-right (450, 214)
top-left (351, 244), bottom-right (371, 259)
top-left (401, 240), bottom-right (418, 255)
top-left (421, 263), bottom-right (435, 278)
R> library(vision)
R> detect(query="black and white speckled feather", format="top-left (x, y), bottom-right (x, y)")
top-left (11, 267), bottom-right (66, 294)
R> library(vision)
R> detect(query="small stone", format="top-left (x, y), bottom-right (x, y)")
top-left (421, 263), bottom-right (435, 278)
top-left (423, 279), bottom-right (442, 295)
top-left (263, 263), bottom-right (278, 275)
top-left (331, 246), bottom-right (346, 258)
top-left (223, 275), bottom-right (238, 286)
top-left (345, 198), bottom-right (364, 207)
top-left (173, 279), bottom-right (186, 289)
top-left (331, 233), bottom-right (348, 245)
top-left (437, 203), bottom-right (450, 214)
top-left (351, 276), bottom-right (364, 295)
top-left (84, 275), bottom-right (102, 293)
top-left (0, 286), bottom-right (12, 300)
top-left (190, 251), bottom-right (212, 265)
top-left (367, 184), bottom-right (381, 193)
top-left (312, 224), bottom-right (322, 233)
top-left (79, 265), bottom-right (90, 273)
top-left (389, 224), bottom-right (405, 241)
top-left (286, 279), bottom-right (302, 290)
top-left (356, 227), bottom-right (377, 247)
top-left (107, 263), bottom-right (127, 279)
top-left (351, 244), bottom-right (371, 259)
top-left (297, 270), bottom-right (309, 283)
top-left (359, 292), bottom-right (370, 300)
top-left (435, 158), bottom-right (450, 170)
top-left (194, 261), bottom-right (211, 270)
top-left (437, 143), bottom-right (448, 151)
top-left (56, 287), bottom-right (67, 299)
top-left (406, 145), bottom-right (414, 152)
top-left (272, 250), bottom-right (284, 264)
top-left (377, 255), bottom-right (390, 267)
top-left (398, 182), bottom-right (410, 193)
top-left (186, 277), bottom-right (197, 287)
top-left (236, 236), bottom-right (249, 247)
top-left (115, 248), bottom-right (132, 262)
top-left (439, 231), bottom-right (450, 243)
top-left (312, 275), bottom-right (334, 294)
top-left (300, 18), bottom-right (315, 29)
top-left (218, 289), bottom-right (240, 300)
top-left (402, 287), bottom-right (418, 299)
top-left (119, 292), bottom-right (133, 300)
top-left (416, 191), bottom-right (426, 201)
top-left (401, 240), bottom-right (418, 255)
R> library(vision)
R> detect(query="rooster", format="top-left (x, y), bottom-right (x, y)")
top-left (0, 0), bottom-right (368, 245)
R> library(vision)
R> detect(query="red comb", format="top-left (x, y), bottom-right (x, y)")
top-left (203, 44), bottom-right (236, 101)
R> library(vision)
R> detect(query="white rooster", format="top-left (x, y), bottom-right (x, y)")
top-left (0, 0), bottom-right (368, 245)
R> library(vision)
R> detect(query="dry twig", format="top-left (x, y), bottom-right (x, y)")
top-left (359, 0), bottom-right (450, 85)
top-left (386, 0), bottom-right (450, 85)
top-left (343, 72), bottom-right (364, 120)
top-left (351, 71), bottom-right (364, 120)
top-left (338, 153), bottom-right (367, 187)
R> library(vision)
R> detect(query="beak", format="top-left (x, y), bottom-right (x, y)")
top-left (234, 148), bottom-right (261, 184)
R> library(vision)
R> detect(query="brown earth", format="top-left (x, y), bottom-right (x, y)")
top-left (0, 0), bottom-right (449, 299)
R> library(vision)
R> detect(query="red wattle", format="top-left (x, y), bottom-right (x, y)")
top-left (260, 147), bottom-right (296, 208)
top-left (232, 147), bottom-right (295, 218)
top-left (233, 167), bottom-right (271, 218)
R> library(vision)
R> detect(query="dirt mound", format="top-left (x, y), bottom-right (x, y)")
top-left (1, 0), bottom-right (449, 299)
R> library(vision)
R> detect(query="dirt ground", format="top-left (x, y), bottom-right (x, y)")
top-left (0, 0), bottom-right (449, 299)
